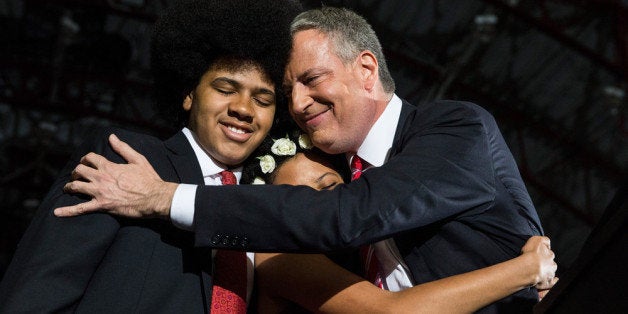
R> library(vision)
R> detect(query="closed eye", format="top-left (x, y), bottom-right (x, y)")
top-left (322, 182), bottom-right (340, 190)
top-left (253, 97), bottom-right (274, 107)
top-left (303, 76), bottom-right (319, 86)
top-left (216, 88), bottom-right (235, 95)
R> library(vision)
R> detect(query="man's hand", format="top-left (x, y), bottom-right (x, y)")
top-left (54, 134), bottom-right (178, 219)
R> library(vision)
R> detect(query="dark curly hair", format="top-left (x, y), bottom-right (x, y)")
top-left (150, 0), bottom-right (303, 128)
top-left (240, 120), bottom-right (350, 185)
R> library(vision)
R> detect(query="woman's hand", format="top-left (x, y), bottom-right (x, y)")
top-left (521, 236), bottom-right (558, 299)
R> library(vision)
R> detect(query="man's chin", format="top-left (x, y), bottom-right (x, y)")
top-left (213, 153), bottom-right (248, 168)
top-left (313, 140), bottom-right (343, 155)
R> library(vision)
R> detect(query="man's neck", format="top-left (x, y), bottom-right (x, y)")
top-left (350, 93), bottom-right (402, 167)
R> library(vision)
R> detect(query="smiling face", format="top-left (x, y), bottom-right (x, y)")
top-left (272, 151), bottom-right (344, 190)
top-left (283, 29), bottom-right (381, 155)
top-left (184, 64), bottom-right (276, 166)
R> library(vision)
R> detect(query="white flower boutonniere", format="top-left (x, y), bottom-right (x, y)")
top-left (257, 155), bottom-right (276, 173)
top-left (271, 136), bottom-right (297, 156)
top-left (298, 133), bottom-right (313, 149)
top-left (252, 177), bottom-right (266, 185)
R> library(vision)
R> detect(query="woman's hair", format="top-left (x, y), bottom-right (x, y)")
top-left (240, 121), bottom-right (349, 185)
top-left (151, 0), bottom-right (303, 128)
top-left (290, 6), bottom-right (395, 94)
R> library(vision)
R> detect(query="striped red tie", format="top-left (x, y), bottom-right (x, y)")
top-left (350, 155), bottom-right (385, 289)
top-left (210, 170), bottom-right (247, 313)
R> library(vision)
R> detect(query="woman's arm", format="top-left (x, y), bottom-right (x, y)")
top-left (255, 236), bottom-right (556, 313)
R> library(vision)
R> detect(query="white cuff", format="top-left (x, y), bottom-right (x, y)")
top-left (170, 184), bottom-right (197, 231)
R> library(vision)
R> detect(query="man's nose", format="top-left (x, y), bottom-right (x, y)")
top-left (290, 83), bottom-right (311, 114)
top-left (228, 95), bottom-right (254, 121)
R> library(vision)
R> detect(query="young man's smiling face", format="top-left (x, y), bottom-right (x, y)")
top-left (184, 64), bottom-right (276, 167)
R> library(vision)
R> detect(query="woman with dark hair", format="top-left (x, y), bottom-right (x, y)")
top-left (241, 126), bottom-right (556, 313)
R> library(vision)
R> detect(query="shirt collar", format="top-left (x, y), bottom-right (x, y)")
top-left (181, 127), bottom-right (242, 181)
top-left (350, 94), bottom-right (402, 167)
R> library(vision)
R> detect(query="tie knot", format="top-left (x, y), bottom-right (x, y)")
top-left (220, 170), bottom-right (237, 185)
top-left (350, 155), bottom-right (366, 181)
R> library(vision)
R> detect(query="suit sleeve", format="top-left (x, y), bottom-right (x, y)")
top-left (0, 128), bottom-right (124, 313)
top-left (193, 102), bottom-right (497, 252)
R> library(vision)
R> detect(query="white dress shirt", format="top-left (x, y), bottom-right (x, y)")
top-left (349, 94), bottom-right (414, 291)
top-left (174, 127), bottom-right (255, 304)
top-left (171, 95), bottom-right (414, 292)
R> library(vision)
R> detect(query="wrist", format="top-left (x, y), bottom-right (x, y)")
top-left (152, 182), bottom-right (178, 219)
top-left (519, 251), bottom-right (541, 287)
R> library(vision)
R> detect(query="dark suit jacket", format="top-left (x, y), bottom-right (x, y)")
top-left (0, 128), bottom-right (213, 313)
top-left (193, 100), bottom-right (544, 312)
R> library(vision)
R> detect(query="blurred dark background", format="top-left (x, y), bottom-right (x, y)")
top-left (1, 0), bottom-right (626, 279)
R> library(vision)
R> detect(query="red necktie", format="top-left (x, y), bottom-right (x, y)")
top-left (350, 155), bottom-right (385, 289)
top-left (210, 170), bottom-right (247, 313)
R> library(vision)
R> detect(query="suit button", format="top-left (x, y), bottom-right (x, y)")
top-left (221, 235), bottom-right (230, 245)
top-left (211, 234), bottom-right (222, 245)
top-left (231, 236), bottom-right (240, 246)
top-left (240, 236), bottom-right (248, 248)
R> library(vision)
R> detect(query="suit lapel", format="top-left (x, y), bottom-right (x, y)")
top-left (389, 100), bottom-right (420, 284)
top-left (164, 131), bottom-right (213, 311)
top-left (164, 131), bottom-right (205, 185)
top-left (390, 100), bottom-right (416, 157)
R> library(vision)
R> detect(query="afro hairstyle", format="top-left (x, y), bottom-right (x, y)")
top-left (150, 0), bottom-right (303, 128)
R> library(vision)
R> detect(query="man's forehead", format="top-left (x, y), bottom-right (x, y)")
top-left (210, 59), bottom-right (273, 82)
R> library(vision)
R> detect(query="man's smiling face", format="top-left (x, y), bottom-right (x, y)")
top-left (283, 29), bottom-right (378, 154)
top-left (184, 64), bottom-right (276, 167)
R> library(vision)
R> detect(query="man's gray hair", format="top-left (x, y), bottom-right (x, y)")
top-left (291, 7), bottom-right (395, 94)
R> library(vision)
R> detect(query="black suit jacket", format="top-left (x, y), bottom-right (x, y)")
top-left (0, 128), bottom-right (213, 313)
top-left (193, 100), bottom-right (544, 312)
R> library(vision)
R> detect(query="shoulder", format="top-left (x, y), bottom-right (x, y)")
top-left (403, 99), bottom-right (497, 130)
top-left (74, 127), bottom-right (170, 162)
top-left (400, 100), bottom-right (496, 133)
top-left (417, 99), bottom-right (491, 119)
top-left (89, 126), bottom-right (165, 148)
top-left (393, 100), bottom-right (499, 152)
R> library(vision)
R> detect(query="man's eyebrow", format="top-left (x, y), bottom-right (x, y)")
top-left (298, 69), bottom-right (321, 82)
top-left (283, 68), bottom-right (321, 91)
top-left (212, 77), bottom-right (241, 88)
top-left (256, 87), bottom-right (275, 97)
top-left (213, 77), bottom-right (275, 96)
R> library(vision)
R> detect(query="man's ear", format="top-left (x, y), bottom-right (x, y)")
top-left (182, 92), bottom-right (193, 111)
top-left (357, 50), bottom-right (379, 91)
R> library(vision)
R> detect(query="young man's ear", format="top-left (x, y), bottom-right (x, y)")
top-left (357, 50), bottom-right (379, 91)
top-left (182, 92), bottom-right (193, 111)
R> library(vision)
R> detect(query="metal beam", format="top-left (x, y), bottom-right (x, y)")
top-left (480, 0), bottom-right (625, 79)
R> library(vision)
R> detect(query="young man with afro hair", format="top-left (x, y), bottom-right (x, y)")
top-left (0, 0), bottom-right (301, 312)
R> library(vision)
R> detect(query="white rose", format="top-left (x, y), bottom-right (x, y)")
top-left (298, 133), bottom-right (313, 149)
top-left (252, 177), bottom-right (266, 185)
top-left (257, 155), bottom-right (276, 173)
top-left (271, 137), bottom-right (297, 156)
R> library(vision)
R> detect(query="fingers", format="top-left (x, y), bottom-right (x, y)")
top-left (71, 163), bottom-right (99, 181)
top-left (538, 289), bottom-right (549, 301)
top-left (541, 236), bottom-right (551, 250)
top-left (63, 180), bottom-right (97, 196)
top-left (54, 199), bottom-right (100, 217)
top-left (109, 134), bottom-right (148, 165)
top-left (522, 235), bottom-right (552, 254)
top-left (79, 152), bottom-right (109, 169)
top-left (536, 276), bottom-right (559, 291)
